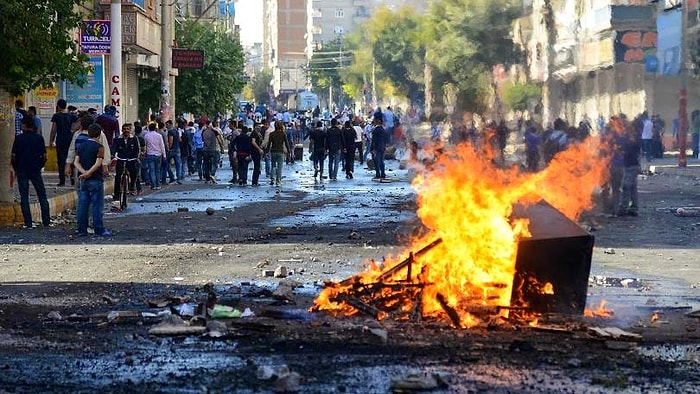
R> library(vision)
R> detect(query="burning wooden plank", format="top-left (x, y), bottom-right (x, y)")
top-left (436, 293), bottom-right (461, 328)
top-left (332, 294), bottom-right (385, 320)
top-left (378, 238), bottom-right (443, 282)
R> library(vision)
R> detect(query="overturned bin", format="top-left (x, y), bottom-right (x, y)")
top-left (510, 201), bottom-right (594, 315)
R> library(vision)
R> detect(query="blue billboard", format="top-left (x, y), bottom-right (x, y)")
top-left (65, 56), bottom-right (105, 111)
top-left (657, 10), bottom-right (682, 75)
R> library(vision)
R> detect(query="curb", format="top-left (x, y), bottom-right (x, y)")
top-left (0, 183), bottom-right (114, 226)
top-left (648, 164), bottom-right (700, 178)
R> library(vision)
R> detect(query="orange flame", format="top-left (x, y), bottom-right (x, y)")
top-left (314, 136), bottom-right (609, 327)
top-left (584, 300), bottom-right (614, 318)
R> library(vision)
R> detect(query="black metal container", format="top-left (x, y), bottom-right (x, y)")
top-left (510, 201), bottom-right (594, 314)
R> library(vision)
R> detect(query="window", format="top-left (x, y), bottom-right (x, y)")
top-left (335, 8), bottom-right (344, 18)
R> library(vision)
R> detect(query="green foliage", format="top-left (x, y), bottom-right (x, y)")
top-left (307, 40), bottom-right (344, 92)
top-left (250, 68), bottom-right (273, 105)
top-left (0, 0), bottom-right (92, 95)
top-left (426, 0), bottom-right (520, 112)
top-left (174, 20), bottom-right (245, 115)
top-left (367, 6), bottom-right (425, 99)
top-left (503, 82), bottom-right (541, 112)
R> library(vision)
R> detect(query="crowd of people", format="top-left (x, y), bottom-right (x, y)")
top-left (18, 93), bottom-right (691, 232)
top-left (10, 99), bottom-right (410, 234)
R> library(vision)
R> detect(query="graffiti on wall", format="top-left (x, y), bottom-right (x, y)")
top-left (614, 30), bottom-right (657, 73)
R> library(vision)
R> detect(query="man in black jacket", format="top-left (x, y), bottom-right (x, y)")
top-left (12, 115), bottom-right (50, 228)
top-left (341, 121), bottom-right (357, 179)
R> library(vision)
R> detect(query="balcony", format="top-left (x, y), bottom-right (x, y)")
top-left (105, 4), bottom-right (162, 56)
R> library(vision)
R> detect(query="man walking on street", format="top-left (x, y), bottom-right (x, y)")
top-left (143, 123), bottom-right (166, 190)
top-left (50, 99), bottom-right (78, 186)
top-left (326, 119), bottom-right (343, 181)
top-left (342, 120), bottom-right (357, 179)
top-left (12, 115), bottom-right (50, 228)
top-left (370, 117), bottom-right (388, 180)
top-left (266, 120), bottom-right (288, 186)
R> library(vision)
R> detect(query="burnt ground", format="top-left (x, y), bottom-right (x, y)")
top-left (0, 155), bottom-right (699, 393)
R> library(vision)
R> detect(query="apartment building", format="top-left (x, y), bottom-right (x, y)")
top-left (515, 0), bottom-right (699, 132)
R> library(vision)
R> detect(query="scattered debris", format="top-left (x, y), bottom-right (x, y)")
top-left (274, 371), bottom-right (302, 392)
top-left (272, 284), bottom-right (295, 303)
top-left (390, 371), bottom-right (450, 391)
top-left (674, 207), bottom-right (700, 217)
top-left (605, 341), bottom-right (637, 351)
top-left (603, 248), bottom-right (615, 254)
top-left (148, 315), bottom-right (207, 336)
top-left (205, 320), bottom-right (228, 338)
top-left (589, 326), bottom-right (642, 339)
top-left (274, 265), bottom-right (288, 278)
top-left (46, 311), bottom-right (63, 321)
top-left (209, 305), bottom-right (242, 319)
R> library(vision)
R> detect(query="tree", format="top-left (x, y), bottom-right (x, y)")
top-left (307, 40), bottom-right (348, 108)
top-left (503, 82), bottom-right (542, 112)
top-left (174, 20), bottom-right (245, 116)
top-left (426, 0), bottom-right (520, 113)
top-left (0, 0), bottom-right (92, 204)
top-left (250, 68), bottom-right (273, 105)
top-left (369, 7), bottom-right (425, 101)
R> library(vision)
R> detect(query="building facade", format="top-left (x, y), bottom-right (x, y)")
top-left (515, 0), bottom-right (699, 138)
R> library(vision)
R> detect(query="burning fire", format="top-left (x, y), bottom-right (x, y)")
top-left (584, 300), bottom-right (614, 318)
top-left (313, 137), bottom-right (608, 327)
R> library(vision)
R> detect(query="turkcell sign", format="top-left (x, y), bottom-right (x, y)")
top-left (81, 20), bottom-right (111, 55)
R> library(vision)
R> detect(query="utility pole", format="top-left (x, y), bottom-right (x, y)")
top-left (678, 0), bottom-right (689, 167)
top-left (160, 0), bottom-right (172, 122)
top-left (110, 0), bottom-right (122, 112)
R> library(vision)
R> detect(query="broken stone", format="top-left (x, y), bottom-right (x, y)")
top-left (106, 311), bottom-right (120, 322)
top-left (256, 365), bottom-right (290, 380)
top-left (177, 207), bottom-right (189, 212)
top-left (390, 371), bottom-right (448, 391)
top-left (272, 284), bottom-right (295, 302)
top-left (262, 270), bottom-right (275, 277)
top-left (206, 320), bottom-right (228, 337)
top-left (364, 327), bottom-right (388, 345)
top-left (603, 248), bottom-right (615, 254)
top-left (102, 295), bottom-right (118, 304)
top-left (279, 278), bottom-right (303, 288)
top-left (46, 311), bottom-right (63, 321)
top-left (274, 265), bottom-right (288, 278)
top-left (206, 207), bottom-right (215, 215)
top-left (274, 371), bottom-right (301, 392)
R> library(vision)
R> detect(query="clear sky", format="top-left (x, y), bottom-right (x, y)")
top-left (235, 0), bottom-right (263, 46)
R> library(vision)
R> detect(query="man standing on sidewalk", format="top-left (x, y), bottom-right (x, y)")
top-left (12, 115), bottom-right (50, 228)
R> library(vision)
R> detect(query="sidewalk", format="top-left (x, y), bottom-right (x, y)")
top-left (0, 171), bottom-right (114, 226)
top-left (644, 156), bottom-right (700, 177)
top-left (1, 154), bottom-right (698, 227)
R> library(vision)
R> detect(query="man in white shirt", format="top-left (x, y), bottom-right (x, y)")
top-left (641, 115), bottom-right (653, 162)
top-left (353, 120), bottom-right (365, 165)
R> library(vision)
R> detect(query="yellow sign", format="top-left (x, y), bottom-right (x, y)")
top-left (34, 85), bottom-right (58, 100)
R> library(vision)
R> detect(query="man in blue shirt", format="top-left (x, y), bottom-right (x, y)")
top-left (74, 124), bottom-right (111, 237)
